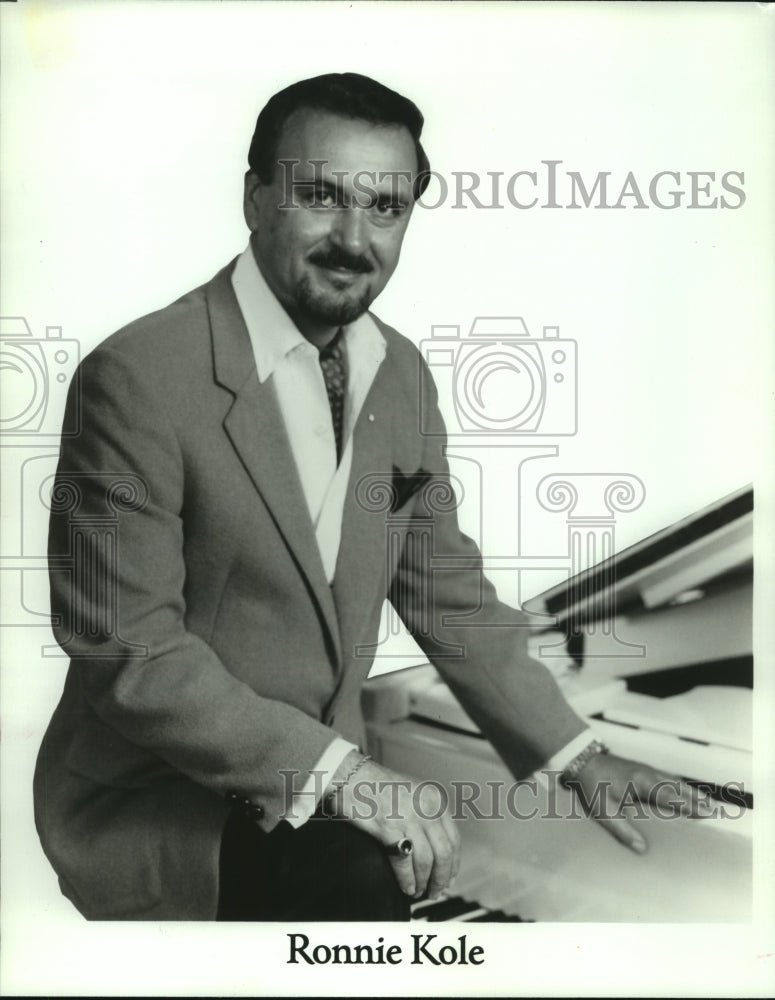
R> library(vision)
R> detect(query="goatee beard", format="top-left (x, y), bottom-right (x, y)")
top-left (296, 274), bottom-right (372, 326)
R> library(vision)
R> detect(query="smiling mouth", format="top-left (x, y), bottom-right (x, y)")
top-left (309, 251), bottom-right (373, 276)
top-left (315, 263), bottom-right (366, 284)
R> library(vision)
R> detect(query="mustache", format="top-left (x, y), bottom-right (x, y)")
top-left (309, 248), bottom-right (374, 273)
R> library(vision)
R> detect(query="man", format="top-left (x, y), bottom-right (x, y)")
top-left (34, 72), bottom-right (701, 921)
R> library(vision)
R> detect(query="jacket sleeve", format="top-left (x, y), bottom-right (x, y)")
top-left (387, 356), bottom-right (588, 778)
top-left (48, 345), bottom-right (336, 828)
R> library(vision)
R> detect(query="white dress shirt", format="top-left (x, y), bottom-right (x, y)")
top-left (232, 245), bottom-right (385, 824)
top-left (231, 244), bottom-right (593, 824)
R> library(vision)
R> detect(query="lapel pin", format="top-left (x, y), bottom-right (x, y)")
top-left (368, 413), bottom-right (375, 422)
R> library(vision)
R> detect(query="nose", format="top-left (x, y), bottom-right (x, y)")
top-left (329, 206), bottom-right (368, 256)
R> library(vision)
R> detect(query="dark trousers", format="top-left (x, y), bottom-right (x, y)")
top-left (216, 810), bottom-right (411, 921)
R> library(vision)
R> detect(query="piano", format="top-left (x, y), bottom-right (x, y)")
top-left (363, 485), bottom-right (753, 922)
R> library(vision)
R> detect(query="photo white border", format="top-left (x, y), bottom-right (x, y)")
top-left (2, 1), bottom-right (774, 996)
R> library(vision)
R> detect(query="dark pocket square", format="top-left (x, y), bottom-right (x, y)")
top-left (391, 466), bottom-right (432, 512)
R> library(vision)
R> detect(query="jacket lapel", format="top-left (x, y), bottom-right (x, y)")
top-left (205, 263), bottom-right (343, 667)
top-left (333, 353), bottom-right (397, 664)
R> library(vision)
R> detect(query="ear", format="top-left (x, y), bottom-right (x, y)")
top-left (243, 170), bottom-right (263, 232)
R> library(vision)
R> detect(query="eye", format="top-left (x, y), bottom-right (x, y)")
top-left (374, 199), bottom-right (406, 219)
top-left (302, 187), bottom-right (338, 209)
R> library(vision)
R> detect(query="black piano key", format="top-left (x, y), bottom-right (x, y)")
top-left (467, 909), bottom-right (529, 922)
top-left (411, 894), bottom-right (532, 923)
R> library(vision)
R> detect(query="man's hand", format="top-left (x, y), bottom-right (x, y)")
top-left (568, 751), bottom-right (716, 853)
top-left (326, 752), bottom-right (461, 900)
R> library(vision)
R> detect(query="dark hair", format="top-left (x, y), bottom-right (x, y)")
top-left (247, 72), bottom-right (431, 199)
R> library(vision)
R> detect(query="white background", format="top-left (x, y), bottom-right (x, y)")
top-left (1, 1), bottom-right (774, 996)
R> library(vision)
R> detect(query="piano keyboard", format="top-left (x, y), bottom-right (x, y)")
top-left (411, 894), bottom-right (529, 923)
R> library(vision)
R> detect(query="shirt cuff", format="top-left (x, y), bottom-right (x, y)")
top-left (284, 736), bottom-right (359, 829)
top-left (544, 728), bottom-right (600, 774)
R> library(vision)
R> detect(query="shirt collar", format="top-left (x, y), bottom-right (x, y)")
top-left (231, 243), bottom-right (386, 383)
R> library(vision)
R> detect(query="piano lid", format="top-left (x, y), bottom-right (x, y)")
top-left (524, 483), bottom-right (753, 624)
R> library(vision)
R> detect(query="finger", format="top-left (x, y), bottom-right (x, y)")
top-left (439, 811), bottom-right (461, 880)
top-left (409, 835), bottom-right (435, 899)
top-left (387, 853), bottom-right (417, 897)
top-left (423, 826), bottom-right (455, 900)
top-left (640, 772), bottom-right (716, 818)
top-left (648, 776), bottom-right (691, 816)
top-left (594, 814), bottom-right (647, 854)
top-left (679, 781), bottom-right (717, 818)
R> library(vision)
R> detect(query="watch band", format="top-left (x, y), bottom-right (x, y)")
top-left (560, 739), bottom-right (610, 786)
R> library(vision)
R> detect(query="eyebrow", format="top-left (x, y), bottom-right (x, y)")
top-left (307, 177), bottom-right (410, 208)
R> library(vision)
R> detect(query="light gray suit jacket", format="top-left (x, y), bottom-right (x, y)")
top-left (33, 260), bottom-right (586, 919)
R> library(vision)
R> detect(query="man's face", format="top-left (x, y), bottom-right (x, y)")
top-left (244, 108), bottom-right (418, 342)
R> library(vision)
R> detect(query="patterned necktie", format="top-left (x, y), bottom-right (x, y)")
top-left (318, 328), bottom-right (347, 464)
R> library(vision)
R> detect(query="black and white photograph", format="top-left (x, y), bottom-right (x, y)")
top-left (1, 1), bottom-right (773, 996)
